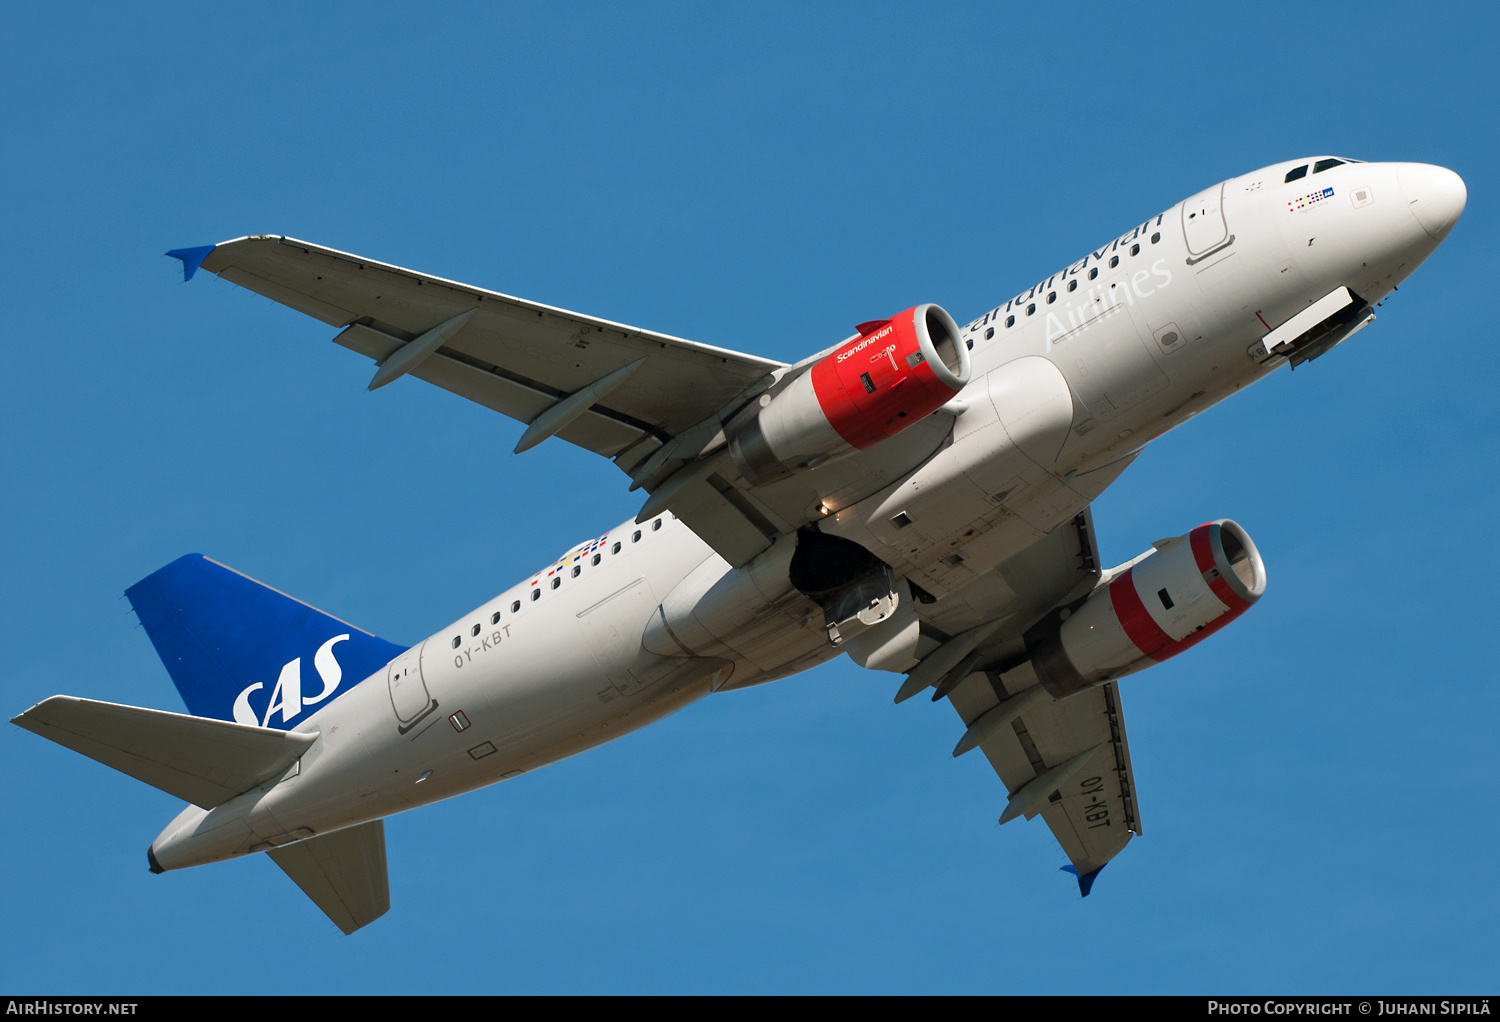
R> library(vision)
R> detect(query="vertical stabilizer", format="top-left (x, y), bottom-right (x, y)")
top-left (126, 555), bottom-right (406, 730)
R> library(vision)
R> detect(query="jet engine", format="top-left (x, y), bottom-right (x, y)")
top-left (728, 304), bottom-right (969, 485)
top-left (1032, 520), bottom-right (1267, 699)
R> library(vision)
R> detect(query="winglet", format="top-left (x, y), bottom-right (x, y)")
top-left (1061, 863), bottom-right (1105, 897)
top-left (166, 244), bottom-right (217, 282)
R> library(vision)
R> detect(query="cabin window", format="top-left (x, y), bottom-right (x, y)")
top-left (531, 589), bottom-right (540, 601)
top-left (1314, 158), bottom-right (1345, 174)
top-left (571, 565), bottom-right (581, 578)
top-left (1067, 280), bottom-right (1077, 292)
top-left (1151, 232), bottom-right (1161, 244)
top-left (511, 600), bottom-right (521, 613)
top-left (612, 541), bottom-right (622, 554)
top-left (471, 623), bottom-right (481, 637)
top-left (1026, 303), bottom-right (1036, 316)
top-left (652, 519), bottom-right (662, 531)
top-left (451, 636), bottom-right (461, 649)
top-left (1109, 255), bottom-right (1119, 268)
top-left (1004, 315), bottom-right (1015, 327)
top-left (592, 553), bottom-right (601, 566)
top-left (551, 577), bottom-right (561, 589)
top-left (1285, 164), bottom-right (1309, 183)
top-left (1046, 292), bottom-right (1056, 304)
top-left (1088, 268), bottom-right (1099, 280)
top-left (984, 327), bottom-right (994, 339)
top-left (491, 612), bottom-right (501, 624)
top-left (1130, 243), bottom-right (1140, 256)
top-left (632, 530), bottom-right (642, 542)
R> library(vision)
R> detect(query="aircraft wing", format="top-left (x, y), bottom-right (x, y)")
top-left (185, 236), bottom-right (785, 466)
top-left (904, 506), bottom-right (1143, 892)
top-left (946, 668), bottom-right (1142, 891)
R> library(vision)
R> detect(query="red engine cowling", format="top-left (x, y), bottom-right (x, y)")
top-left (1032, 520), bottom-right (1267, 699)
top-left (728, 304), bottom-right (969, 485)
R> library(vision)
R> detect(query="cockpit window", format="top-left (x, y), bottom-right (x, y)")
top-left (1285, 164), bottom-right (1309, 183)
top-left (1313, 158), bottom-right (1345, 174)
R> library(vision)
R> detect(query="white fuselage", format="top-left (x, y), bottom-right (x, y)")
top-left (151, 157), bottom-right (1462, 871)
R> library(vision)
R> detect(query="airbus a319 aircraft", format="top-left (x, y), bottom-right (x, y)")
top-left (14, 157), bottom-right (1465, 933)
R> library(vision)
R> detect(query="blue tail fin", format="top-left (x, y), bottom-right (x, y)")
top-left (126, 555), bottom-right (407, 730)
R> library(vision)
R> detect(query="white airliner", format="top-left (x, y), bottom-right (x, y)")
top-left (13, 157), bottom-right (1465, 933)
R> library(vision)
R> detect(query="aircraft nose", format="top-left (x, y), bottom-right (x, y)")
top-left (1398, 163), bottom-right (1467, 240)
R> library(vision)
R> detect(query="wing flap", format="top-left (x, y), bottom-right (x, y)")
top-left (268, 820), bottom-right (390, 935)
top-left (11, 696), bottom-right (316, 809)
top-left (404, 348), bottom-right (648, 456)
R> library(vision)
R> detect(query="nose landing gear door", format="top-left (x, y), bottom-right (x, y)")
top-left (387, 643), bottom-right (438, 733)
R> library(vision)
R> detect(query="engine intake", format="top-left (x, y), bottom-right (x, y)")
top-left (1032, 520), bottom-right (1267, 699)
top-left (729, 304), bottom-right (969, 486)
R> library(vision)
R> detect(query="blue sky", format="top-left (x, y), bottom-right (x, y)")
top-left (2, 1), bottom-right (1496, 994)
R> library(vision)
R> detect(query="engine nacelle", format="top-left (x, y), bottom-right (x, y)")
top-left (1032, 520), bottom-right (1267, 699)
top-left (728, 304), bottom-right (969, 485)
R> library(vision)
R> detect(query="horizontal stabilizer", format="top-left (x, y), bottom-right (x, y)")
top-left (11, 696), bottom-right (315, 809)
top-left (269, 821), bottom-right (390, 935)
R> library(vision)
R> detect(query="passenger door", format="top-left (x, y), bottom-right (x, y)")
top-left (1181, 182), bottom-right (1232, 261)
top-left (386, 644), bottom-right (437, 732)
